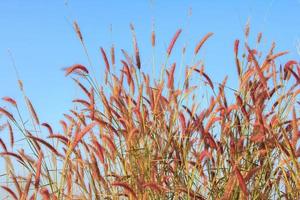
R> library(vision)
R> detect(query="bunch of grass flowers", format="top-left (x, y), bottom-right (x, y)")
top-left (0, 22), bottom-right (299, 199)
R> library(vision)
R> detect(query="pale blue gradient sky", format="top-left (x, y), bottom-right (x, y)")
top-left (0, 0), bottom-right (300, 138)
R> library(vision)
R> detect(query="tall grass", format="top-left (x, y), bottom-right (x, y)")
top-left (0, 23), bottom-right (299, 199)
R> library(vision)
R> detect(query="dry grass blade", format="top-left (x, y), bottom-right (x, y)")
top-left (202, 72), bottom-right (214, 90)
top-left (72, 99), bottom-right (90, 107)
top-left (72, 78), bottom-right (90, 97)
top-left (65, 64), bottom-right (89, 76)
top-left (100, 47), bottom-right (110, 72)
top-left (0, 107), bottom-right (15, 121)
top-left (20, 173), bottom-right (33, 200)
top-left (245, 44), bottom-right (269, 95)
top-left (268, 51), bottom-right (289, 61)
top-left (102, 134), bottom-right (117, 158)
top-left (34, 151), bottom-right (43, 189)
top-left (73, 21), bottom-right (83, 42)
top-left (130, 23), bottom-right (141, 69)
top-left (194, 32), bottom-right (213, 55)
top-left (41, 122), bottom-right (53, 135)
top-left (257, 32), bottom-right (262, 43)
top-left (71, 122), bottom-right (97, 151)
top-left (0, 139), bottom-right (7, 151)
top-left (234, 165), bottom-right (249, 196)
top-left (7, 121), bottom-right (14, 148)
top-left (2, 97), bottom-right (17, 107)
top-left (234, 39), bottom-right (239, 56)
top-left (89, 88), bottom-right (95, 120)
top-left (151, 30), bottom-right (155, 47)
top-left (25, 97), bottom-right (40, 125)
top-left (234, 40), bottom-right (242, 76)
top-left (167, 29), bottom-right (182, 56)
top-left (91, 139), bottom-right (105, 164)
top-left (1, 186), bottom-right (18, 200)
top-left (111, 44), bottom-right (115, 66)
top-left (167, 63), bottom-right (176, 89)
top-left (28, 135), bottom-right (62, 157)
top-left (291, 108), bottom-right (298, 148)
top-left (11, 173), bottom-right (22, 197)
top-left (48, 134), bottom-right (70, 145)
top-left (0, 152), bottom-right (24, 162)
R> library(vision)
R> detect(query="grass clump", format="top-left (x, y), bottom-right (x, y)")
top-left (0, 23), bottom-right (299, 199)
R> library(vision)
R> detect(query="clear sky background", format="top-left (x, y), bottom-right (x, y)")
top-left (0, 0), bottom-right (300, 136)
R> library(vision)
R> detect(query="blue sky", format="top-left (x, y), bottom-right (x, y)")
top-left (0, 0), bottom-right (300, 134)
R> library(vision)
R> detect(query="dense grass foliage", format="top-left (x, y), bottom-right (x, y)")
top-left (0, 23), bottom-right (299, 199)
